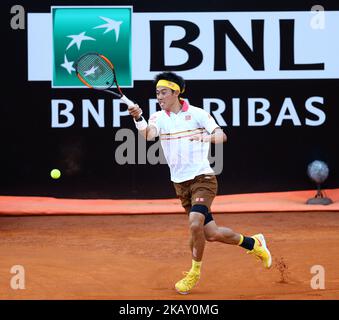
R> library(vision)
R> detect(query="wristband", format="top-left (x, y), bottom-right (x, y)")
top-left (134, 116), bottom-right (148, 130)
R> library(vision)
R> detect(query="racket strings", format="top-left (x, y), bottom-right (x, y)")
top-left (76, 54), bottom-right (115, 89)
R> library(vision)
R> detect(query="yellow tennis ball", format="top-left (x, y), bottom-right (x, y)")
top-left (50, 169), bottom-right (61, 179)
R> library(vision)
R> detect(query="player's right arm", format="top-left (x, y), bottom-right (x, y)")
top-left (140, 125), bottom-right (158, 141)
top-left (128, 104), bottom-right (158, 141)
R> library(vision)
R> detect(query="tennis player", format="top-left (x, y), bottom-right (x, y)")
top-left (128, 72), bottom-right (272, 294)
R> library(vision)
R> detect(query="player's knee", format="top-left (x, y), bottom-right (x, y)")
top-left (189, 221), bottom-right (203, 234)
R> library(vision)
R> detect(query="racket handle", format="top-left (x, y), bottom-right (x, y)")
top-left (120, 95), bottom-right (135, 108)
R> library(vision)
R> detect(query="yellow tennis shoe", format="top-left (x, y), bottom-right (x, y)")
top-left (175, 271), bottom-right (200, 294)
top-left (247, 233), bottom-right (272, 269)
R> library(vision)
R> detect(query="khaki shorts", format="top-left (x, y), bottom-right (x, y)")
top-left (173, 174), bottom-right (218, 214)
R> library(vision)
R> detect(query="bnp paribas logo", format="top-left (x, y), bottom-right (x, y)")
top-left (52, 7), bottom-right (132, 88)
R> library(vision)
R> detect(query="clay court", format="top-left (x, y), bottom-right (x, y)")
top-left (0, 190), bottom-right (338, 300)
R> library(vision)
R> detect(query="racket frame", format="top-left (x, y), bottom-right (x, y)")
top-left (75, 52), bottom-right (135, 107)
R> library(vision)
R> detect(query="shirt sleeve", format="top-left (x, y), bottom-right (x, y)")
top-left (148, 112), bottom-right (161, 137)
top-left (199, 109), bottom-right (220, 134)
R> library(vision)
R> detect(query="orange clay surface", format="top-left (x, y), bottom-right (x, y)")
top-left (0, 189), bottom-right (338, 215)
top-left (0, 212), bottom-right (338, 300)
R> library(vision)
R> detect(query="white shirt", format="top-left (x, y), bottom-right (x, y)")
top-left (148, 100), bottom-right (219, 183)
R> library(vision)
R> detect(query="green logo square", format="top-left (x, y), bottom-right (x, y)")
top-left (52, 6), bottom-right (132, 88)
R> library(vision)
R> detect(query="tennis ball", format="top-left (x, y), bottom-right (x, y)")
top-left (50, 169), bottom-right (61, 179)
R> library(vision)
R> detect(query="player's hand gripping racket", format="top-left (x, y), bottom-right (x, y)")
top-left (75, 52), bottom-right (135, 108)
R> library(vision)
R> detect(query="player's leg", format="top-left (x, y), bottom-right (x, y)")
top-left (173, 182), bottom-right (198, 294)
top-left (174, 175), bottom-right (218, 294)
top-left (175, 209), bottom-right (206, 294)
top-left (188, 174), bottom-right (218, 268)
top-left (204, 218), bottom-right (272, 268)
top-left (204, 220), bottom-right (241, 244)
top-left (182, 205), bottom-right (194, 254)
top-left (173, 178), bottom-right (210, 294)
top-left (189, 235), bottom-right (193, 254)
top-left (176, 197), bottom-right (209, 266)
top-left (189, 210), bottom-right (206, 262)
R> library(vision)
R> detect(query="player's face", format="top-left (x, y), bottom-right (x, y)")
top-left (156, 86), bottom-right (179, 111)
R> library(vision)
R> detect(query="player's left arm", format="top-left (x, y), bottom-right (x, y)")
top-left (190, 109), bottom-right (227, 144)
top-left (208, 127), bottom-right (227, 144)
top-left (190, 127), bottom-right (227, 143)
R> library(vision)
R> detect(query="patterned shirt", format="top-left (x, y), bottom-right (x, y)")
top-left (148, 100), bottom-right (219, 183)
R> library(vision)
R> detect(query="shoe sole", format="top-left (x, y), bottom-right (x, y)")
top-left (256, 233), bottom-right (272, 268)
top-left (175, 279), bottom-right (200, 295)
top-left (175, 288), bottom-right (190, 295)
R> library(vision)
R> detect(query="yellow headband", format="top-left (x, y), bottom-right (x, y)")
top-left (156, 80), bottom-right (183, 93)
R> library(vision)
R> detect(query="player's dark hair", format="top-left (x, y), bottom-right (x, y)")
top-left (154, 72), bottom-right (185, 94)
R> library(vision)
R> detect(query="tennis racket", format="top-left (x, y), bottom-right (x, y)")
top-left (75, 52), bottom-right (135, 107)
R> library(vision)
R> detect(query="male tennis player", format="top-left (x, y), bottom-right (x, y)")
top-left (128, 72), bottom-right (272, 294)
